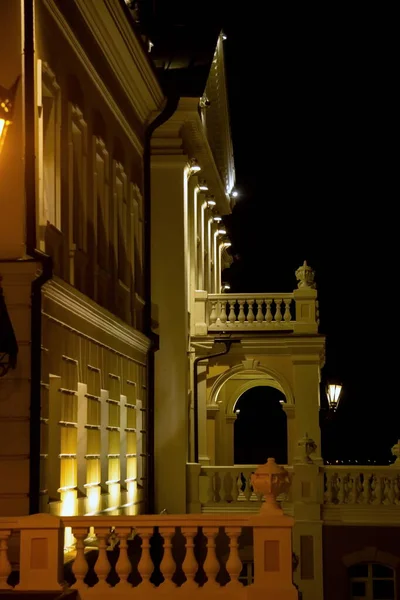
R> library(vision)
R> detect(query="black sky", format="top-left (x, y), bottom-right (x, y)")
top-left (220, 7), bottom-right (397, 461)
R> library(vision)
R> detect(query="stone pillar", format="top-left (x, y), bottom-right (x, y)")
top-left (206, 404), bottom-right (219, 465)
top-left (292, 358), bottom-right (322, 463)
top-left (16, 514), bottom-right (63, 591)
top-left (223, 414), bottom-right (236, 465)
top-left (151, 155), bottom-right (189, 513)
top-left (0, 262), bottom-right (39, 516)
top-left (292, 441), bottom-right (324, 600)
top-left (186, 462), bottom-right (201, 513)
top-left (282, 404), bottom-right (296, 465)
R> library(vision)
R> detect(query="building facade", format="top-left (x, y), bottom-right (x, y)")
top-left (0, 0), bottom-right (164, 518)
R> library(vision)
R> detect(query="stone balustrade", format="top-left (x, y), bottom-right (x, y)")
top-left (0, 460), bottom-right (298, 600)
top-left (324, 465), bottom-right (400, 506)
top-left (195, 465), bottom-right (293, 513)
top-left (193, 289), bottom-right (318, 335)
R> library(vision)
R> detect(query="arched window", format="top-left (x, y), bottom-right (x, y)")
top-left (349, 563), bottom-right (395, 599)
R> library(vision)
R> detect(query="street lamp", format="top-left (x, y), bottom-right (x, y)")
top-left (326, 383), bottom-right (342, 412)
top-left (0, 77), bottom-right (20, 155)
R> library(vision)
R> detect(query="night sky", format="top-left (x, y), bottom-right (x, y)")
top-left (220, 8), bottom-right (396, 463)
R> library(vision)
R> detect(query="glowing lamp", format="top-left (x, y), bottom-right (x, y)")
top-left (217, 228), bottom-right (226, 235)
top-left (231, 189), bottom-right (239, 198)
top-left (189, 158), bottom-right (201, 173)
top-left (0, 77), bottom-right (19, 154)
top-left (222, 33), bottom-right (227, 40)
top-left (222, 284), bottom-right (230, 292)
top-left (198, 180), bottom-right (208, 191)
top-left (327, 383), bottom-right (342, 411)
top-left (213, 216), bottom-right (222, 223)
top-left (206, 196), bottom-right (216, 207)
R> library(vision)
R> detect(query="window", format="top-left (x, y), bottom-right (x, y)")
top-left (114, 162), bottom-right (129, 285)
top-left (69, 104), bottom-right (87, 251)
top-left (349, 563), bottom-right (396, 600)
top-left (38, 61), bottom-right (61, 229)
top-left (93, 137), bottom-right (109, 270)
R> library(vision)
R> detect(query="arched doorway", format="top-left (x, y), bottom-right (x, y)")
top-left (234, 386), bottom-right (287, 465)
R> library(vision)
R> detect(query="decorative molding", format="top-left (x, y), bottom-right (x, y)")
top-left (342, 546), bottom-right (400, 568)
top-left (74, 0), bottom-right (163, 121)
top-left (42, 277), bottom-right (151, 357)
top-left (42, 0), bottom-right (145, 156)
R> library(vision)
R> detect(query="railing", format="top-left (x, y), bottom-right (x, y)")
top-left (324, 466), bottom-right (400, 506)
top-left (193, 289), bottom-right (318, 335)
top-left (198, 465), bottom-right (293, 513)
top-left (0, 512), bottom-right (297, 599)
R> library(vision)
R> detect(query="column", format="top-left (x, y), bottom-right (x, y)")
top-left (151, 155), bottom-right (189, 513)
top-left (282, 404), bottom-right (296, 465)
top-left (197, 363), bottom-right (209, 465)
top-left (206, 405), bottom-right (219, 465)
top-left (292, 461), bottom-right (324, 600)
top-left (292, 359), bottom-right (322, 463)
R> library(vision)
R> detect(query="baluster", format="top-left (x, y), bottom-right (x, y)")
top-left (244, 472), bottom-right (252, 501)
top-left (238, 300), bottom-right (245, 324)
top-left (383, 478), bottom-right (394, 505)
top-left (159, 527), bottom-right (176, 588)
top-left (337, 476), bottom-right (345, 504)
top-left (222, 470), bottom-right (234, 503)
top-left (274, 299), bottom-right (283, 324)
top-left (371, 475), bottom-right (382, 505)
top-left (394, 477), bottom-right (400, 505)
top-left (265, 300), bottom-right (273, 324)
top-left (256, 300), bottom-right (263, 324)
top-left (182, 527), bottom-right (199, 588)
top-left (94, 528), bottom-right (112, 590)
top-left (228, 301), bottom-right (236, 325)
top-left (247, 300), bottom-right (255, 325)
top-left (220, 301), bottom-right (227, 324)
top-left (226, 527), bottom-right (243, 588)
top-left (137, 527), bottom-right (154, 588)
top-left (71, 528), bottom-right (88, 591)
top-left (324, 472), bottom-right (333, 503)
top-left (210, 301), bottom-right (217, 325)
top-left (234, 472), bottom-right (241, 501)
top-left (115, 527), bottom-right (132, 589)
top-left (284, 298), bottom-right (292, 322)
top-left (203, 527), bottom-right (220, 587)
top-left (0, 529), bottom-right (11, 589)
top-left (206, 471), bottom-right (215, 504)
top-left (362, 473), bottom-right (371, 504)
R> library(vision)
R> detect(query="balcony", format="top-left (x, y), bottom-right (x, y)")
top-left (0, 462), bottom-right (298, 600)
top-left (187, 463), bottom-right (400, 525)
top-left (193, 289), bottom-right (318, 336)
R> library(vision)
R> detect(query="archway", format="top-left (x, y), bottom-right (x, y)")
top-left (234, 386), bottom-right (287, 465)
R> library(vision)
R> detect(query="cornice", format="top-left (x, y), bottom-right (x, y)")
top-left (74, 0), bottom-right (164, 122)
top-left (43, 0), bottom-right (145, 156)
top-left (42, 278), bottom-right (151, 357)
top-left (191, 334), bottom-right (325, 356)
top-left (152, 98), bottom-right (231, 216)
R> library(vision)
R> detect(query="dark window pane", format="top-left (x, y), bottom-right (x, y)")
top-left (373, 578), bottom-right (394, 599)
top-left (351, 581), bottom-right (366, 596)
top-left (372, 563), bottom-right (393, 578)
top-left (349, 564), bottom-right (369, 578)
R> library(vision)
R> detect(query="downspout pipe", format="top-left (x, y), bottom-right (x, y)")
top-left (24, 0), bottom-right (53, 514)
top-left (143, 90), bottom-right (179, 513)
top-left (193, 339), bottom-right (241, 464)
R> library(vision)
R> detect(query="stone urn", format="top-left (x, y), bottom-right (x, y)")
top-left (391, 440), bottom-right (400, 466)
top-left (295, 260), bottom-right (316, 289)
top-left (251, 458), bottom-right (291, 513)
top-left (296, 433), bottom-right (317, 464)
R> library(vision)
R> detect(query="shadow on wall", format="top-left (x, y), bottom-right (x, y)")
top-left (234, 386), bottom-right (287, 465)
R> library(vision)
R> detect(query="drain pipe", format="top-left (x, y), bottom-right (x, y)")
top-left (143, 91), bottom-right (179, 513)
top-left (193, 338), bottom-right (241, 463)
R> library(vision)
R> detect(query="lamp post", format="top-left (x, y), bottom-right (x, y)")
top-left (326, 383), bottom-right (343, 412)
top-left (0, 77), bottom-right (20, 155)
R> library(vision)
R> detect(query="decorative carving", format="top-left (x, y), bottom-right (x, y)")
top-left (391, 440), bottom-right (400, 465)
top-left (241, 359), bottom-right (260, 370)
top-left (295, 261), bottom-right (316, 289)
top-left (251, 458), bottom-right (290, 513)
top-left (296, 433), bottom-right (317, 464)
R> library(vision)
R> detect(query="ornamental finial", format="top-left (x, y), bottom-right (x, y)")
top-left (295, 260), bottom-right (316, 289)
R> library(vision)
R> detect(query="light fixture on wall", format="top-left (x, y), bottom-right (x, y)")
top-left (206, 196), bottom-right (216, 207)
top-left (188, 158), bottom-right (201, 174)
top-left (0, 77), bottom-right (20, 155)
top-left (222, 283), bottom-right (231, 292)
top-left (326, 383), bottom-right (342, 412)
top-left (198, 180), bottom-right (208, 191)
top-left (217, 228), bottom-right (227, 236)
top-left (222, 32), bottom-right (227, 40)
top-left (213, 216), bottom-right (222, 223)
top-left (231, 189), bottom-right (239, 198)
